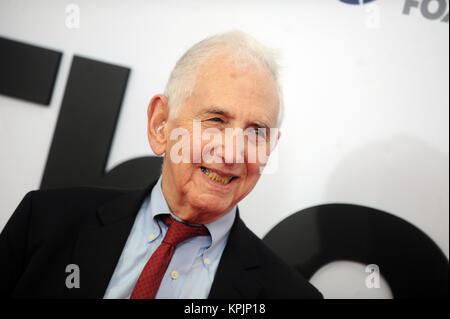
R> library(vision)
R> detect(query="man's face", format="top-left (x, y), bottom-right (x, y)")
top-left (158, 56), bottom-right (280, 224)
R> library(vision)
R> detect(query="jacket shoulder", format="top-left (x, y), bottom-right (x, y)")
top-left (30, 185), bottom-right (134, 204)
top-left (0, 186), bottom-right (140, 298)
top-left (26, 186), bottom-right (134, 216)
top-left (18, 186), bottom-right (138, 240)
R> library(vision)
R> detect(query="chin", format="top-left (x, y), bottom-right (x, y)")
top-left (199, 201), bottom-right (230, 215)
top-left (192, 194), bottom-right (233, 216)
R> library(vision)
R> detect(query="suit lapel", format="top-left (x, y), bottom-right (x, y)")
top-left (208, 209), bottom-right (263, 299)
top-left (70, 180), bottom-right (156, 298)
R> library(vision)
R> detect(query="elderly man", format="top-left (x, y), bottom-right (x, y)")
top-left (0, 31), bottom-right (322, 299)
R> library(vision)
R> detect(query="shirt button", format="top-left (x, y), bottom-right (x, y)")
top-left (204, 258), bottom-right (211, 265)
top-left (171, 271), bottom-right (179, 280)
top-left (148, 234), bottom-right (156, 241)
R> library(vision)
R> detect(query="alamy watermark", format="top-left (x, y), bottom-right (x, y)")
top-left (65, 3), bottom-right (80, 29)
top-left (167, 120), bottom-right (280, 174)
top-left (65, 264), bottom-right (80, 289)
top-left (365, 264), bottom-right (380, 289)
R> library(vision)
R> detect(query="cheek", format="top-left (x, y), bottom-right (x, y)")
top-left (245, 144), bottom-right (267, 174)
top-left (166, 156), bottom-right (196, 186)
top-left (245, 163), bottom-right (262, 182)
top-left (175, 164), bottom-right (198, 195)
top-left (166, 125), bottom-right (196, 164)
top-left (244, 139), bottom-right (272, 166)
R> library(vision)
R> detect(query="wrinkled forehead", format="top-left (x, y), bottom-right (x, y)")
top-left (195, 53), bottom-right (276, 87)
top-left (188, 55), bottom-right (280, 126)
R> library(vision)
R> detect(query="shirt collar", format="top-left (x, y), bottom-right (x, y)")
top-left (148, 175), bottom-right (236, 251)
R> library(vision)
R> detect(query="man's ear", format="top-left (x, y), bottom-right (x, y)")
top-left (147, 94), bottom-right (169, 155)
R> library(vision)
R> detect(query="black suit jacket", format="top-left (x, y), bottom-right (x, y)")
top-left (0, 180), bottom-right (322, 299)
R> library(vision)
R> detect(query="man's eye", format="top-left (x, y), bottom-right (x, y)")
top-left (209, 117), bottom-right (224, 123)
top-left (253, 128), bottom-right (266, 139)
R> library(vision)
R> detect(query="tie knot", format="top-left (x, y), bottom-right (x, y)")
top-left (160, 215), bottom-right (209, 247)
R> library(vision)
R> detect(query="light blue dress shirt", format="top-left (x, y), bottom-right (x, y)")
top-left (103, 176), bottom-right (236, 299)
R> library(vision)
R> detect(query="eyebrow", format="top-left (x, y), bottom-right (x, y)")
top-left (251, 120), bottom-right (270, 130)
top-left (202, 106), bottom-right (233, 118)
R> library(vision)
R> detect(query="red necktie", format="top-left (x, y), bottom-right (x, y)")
top-left (130, 214), bottom-right (209, 299)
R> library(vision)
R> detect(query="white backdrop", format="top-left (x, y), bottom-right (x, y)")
top-left (0, 0), bottom-right (448, 298)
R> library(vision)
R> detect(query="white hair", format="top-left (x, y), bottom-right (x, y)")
top-left (164, 30), bottom-right (284, 127)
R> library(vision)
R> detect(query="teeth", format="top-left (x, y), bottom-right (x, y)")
top-left (201, 167), bottom-right (233, 185)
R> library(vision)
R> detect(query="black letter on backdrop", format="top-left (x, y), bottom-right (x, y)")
top-left (40, 56), bottom-right (162, 189)
top-left (0, 37), bottom-right (61, 105)
top-left (263, 204), bottom-right (449, 298)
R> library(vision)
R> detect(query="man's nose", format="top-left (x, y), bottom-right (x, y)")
top-left (222, 130), bottom-right (245, 164)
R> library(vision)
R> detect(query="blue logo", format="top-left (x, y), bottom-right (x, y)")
top-left (339, 0), bottom-right (376, 4)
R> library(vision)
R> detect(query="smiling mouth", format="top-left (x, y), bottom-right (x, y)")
top-left (200, 167), bottom-right (238, 185)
